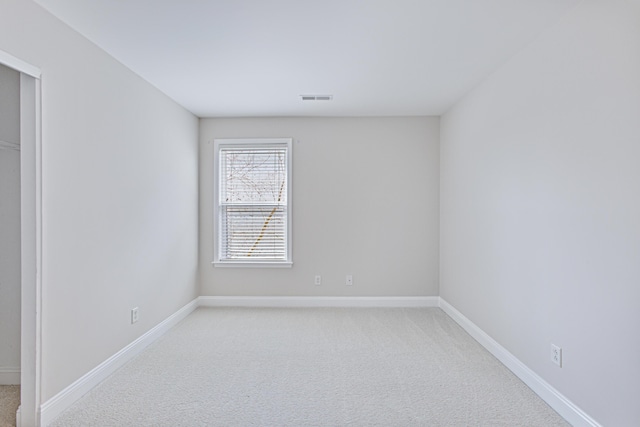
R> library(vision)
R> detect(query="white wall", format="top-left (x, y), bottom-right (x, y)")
top-left (440, 1), bottom-right (640, 425)
top-left (200, 117), bottom-right (439, 297)
top-left (0, 62), bottom-right (21, 384)
top-left (0, 0), bottom-right (199, 402)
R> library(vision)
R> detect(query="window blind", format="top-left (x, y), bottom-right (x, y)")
top-left (218, 146), bottom-right (288, 261)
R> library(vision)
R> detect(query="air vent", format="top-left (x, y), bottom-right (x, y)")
top-left (301, 95), bottom-right (333, 101)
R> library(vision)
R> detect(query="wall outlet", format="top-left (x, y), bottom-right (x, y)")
top-left (551, 343), bottom-right (562, 367)
top-left (346, 275), bottom-right (353, 286)
top-left (314, 275), bottom-right (322, 285)
top-left (131, 307), bottom-right (139, 324)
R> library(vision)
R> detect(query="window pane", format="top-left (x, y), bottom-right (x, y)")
top-left (220, 205), bottom-right (287, 260)
top-left (215, 138), bottom-right (291, 265)
top-left (220, 148), bottom-right (287, 205)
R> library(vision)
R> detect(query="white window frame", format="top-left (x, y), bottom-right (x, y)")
top-left (213, 138), bottom-right (292, 267)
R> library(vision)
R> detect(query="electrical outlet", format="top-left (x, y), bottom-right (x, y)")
top-left (131, 307), bottom-right (139, 324)
top-left (314, 275), bottom-right (322, 285)
top-left (551, 343), bottom-right (562, 367)
top-left (346, 275), bottom-right (353, 286)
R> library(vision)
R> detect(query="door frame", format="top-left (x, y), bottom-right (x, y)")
top-left (0, 49), bottom-right (43, 427)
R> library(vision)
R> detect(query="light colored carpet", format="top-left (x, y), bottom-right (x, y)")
top-left (0, 385), bottom-right (19, 427)
top-left (51, 308), bottom-right (568, 426)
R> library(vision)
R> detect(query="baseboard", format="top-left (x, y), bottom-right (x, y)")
top-left (39, 298), bottom-right (199, 426)
top-left (0, 367), bottom-right (20, 385)
top-left (36, 295), bottom-right (598, 426)
top-left (198, 296), bottom-right (440, 308)
top-left (439, 298), bottom-right (601, 427)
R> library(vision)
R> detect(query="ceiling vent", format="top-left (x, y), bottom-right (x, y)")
top-left (301, 95), bottom-right (333, 101)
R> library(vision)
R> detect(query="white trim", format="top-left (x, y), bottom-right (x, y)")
top-left (19, 71), bottom-right (42, 427)
top-left (0, 50), bottom-right (41, 78)
top-left (39, 299), bottom-right (199, 426)
top-left (439, 298), bottom-right (601, 427)
top-left (212, 261), bottom-right (293, 268)
top-left (0, 367), bottom-right (20, 385)
top-left (198, 296), bottom-right (440, 308)
top-left (0, 52), bottom-right (42, 427)
top-left (31, 295), bottom-right (599, 427)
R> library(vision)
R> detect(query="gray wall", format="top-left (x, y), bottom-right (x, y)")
top-left (440, 1), bottom-right (640, 425)
top-left (200, 117), bottom-right (440, 297)
top-left (0, 62), bottom-right (21, 384)
top-left (1, 0), bottom-right (199, 401)
top-left (0, 62), bottom-right (19, 144)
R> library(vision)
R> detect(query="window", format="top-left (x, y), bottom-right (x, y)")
top-left (213, 138), bottom-right (292, 267)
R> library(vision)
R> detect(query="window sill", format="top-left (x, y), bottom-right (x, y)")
top-left (212, 261), bottom-right (293, 268)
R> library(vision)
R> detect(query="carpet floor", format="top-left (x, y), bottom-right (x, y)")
top-left (0, 385), bottom-right (19, 427)
top-left (51, 307), bottom-right (569, 426)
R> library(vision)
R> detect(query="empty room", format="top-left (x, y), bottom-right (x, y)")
top-left (0, 0), bottom-right (638, 426)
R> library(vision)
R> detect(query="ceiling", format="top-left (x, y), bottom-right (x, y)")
top-left (35, 0), bottom-right (580, 118)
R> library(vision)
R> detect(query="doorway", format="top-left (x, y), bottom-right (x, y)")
top-left (0, 61), bottom-right (22, 427)
top-left (0, 50), bottom-right (42, 427)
